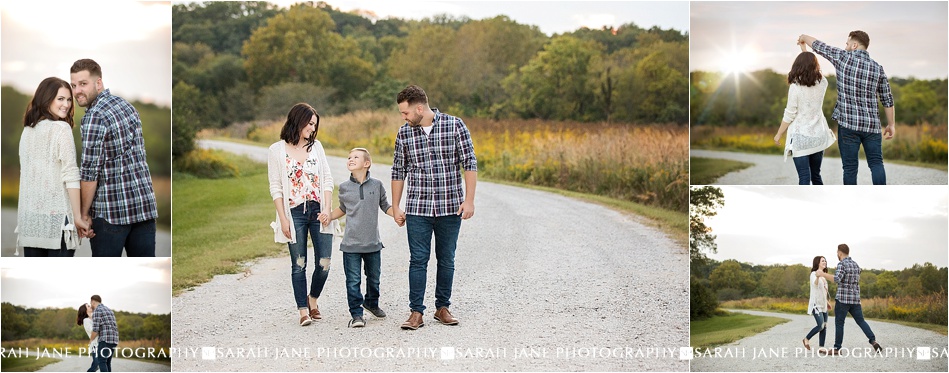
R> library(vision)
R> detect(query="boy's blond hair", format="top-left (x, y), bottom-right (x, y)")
top-left (351, 147), bottom-right (371, 167)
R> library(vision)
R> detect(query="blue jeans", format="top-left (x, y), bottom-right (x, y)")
top-left (838, 125), bottom-right (886, 185)
top-left (792, 152), bottom-right (824, 185)
top-left (96, 341), bottom-right (116, 372)
top-left (90, 218), bottom-right (156, 257)
top-left (805, 310), bottom-right (828, 347)
top-left (343, 251), bottom-right (381, 317)
top-left (834, 300), bottom-right (877, 350)
top-left (407, 214), bottom-right (462, 314)
top-left (24, 239), bottom-right (75, 257)
top-left (87, 348), bottom-right (100, 372)
top-left (288, 200), bottom-right (333, 309)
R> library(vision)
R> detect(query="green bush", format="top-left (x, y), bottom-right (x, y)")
top-left (175, 149), bottom-right (239, 179)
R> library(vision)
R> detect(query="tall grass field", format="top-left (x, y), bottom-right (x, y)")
top-left (722, 294), bottom-right (948, 326)
top-left (691, 124), bottom-right (948, 168)
top-left (208, 110), bottom-right (689, 212)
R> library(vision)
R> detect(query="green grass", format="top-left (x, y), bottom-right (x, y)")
top-left (690, 311), bottom-right (790, 349)
top-left (690, 157), bottom-right (754, 185)
top-left (171, 152), bottom-right (284, 295)
top-left (0, 357), bottom-right (61, 372)
top-left (722, 306), bottom-right (948, 336)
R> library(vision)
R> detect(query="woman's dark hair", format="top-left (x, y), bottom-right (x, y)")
top-left (811, 256), bottom-right (827, 273)
top-left (787, 52), bottom-right (822, 87)
top-left (279, 103), bottom-right (319, 152)
top-left (23, 77), bottom-right (75, 128)
top-left (76, 303), bottom-right (90, 326)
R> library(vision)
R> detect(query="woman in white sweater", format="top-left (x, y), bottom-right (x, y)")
top-left (268, 103), bottom-right (335, 326)
top-left (16, 77), bottom-right (91, 256)
top-left (773, 47), bottom-right (837, 185)
top-left (803, 256), bottom-right (833, 352)
top-left (76, 303), bottom-right (99, 372)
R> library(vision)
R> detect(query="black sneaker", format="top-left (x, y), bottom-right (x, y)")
top-left (349, 316), bottom-right (366, 328)
top-left (871, 341), bottom-right (882, 352)
top-left (364, 305), bottom-right (387, 318)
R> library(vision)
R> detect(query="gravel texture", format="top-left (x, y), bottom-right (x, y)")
top-left (170, 140), bottom-right (690, 371)
top-left (691, 149), bottom-right (948, 185)
top-left (690, 309), bottom-right (948, 372)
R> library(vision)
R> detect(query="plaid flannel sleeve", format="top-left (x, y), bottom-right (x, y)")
top-left (79, 112), bottom-right (106, 182)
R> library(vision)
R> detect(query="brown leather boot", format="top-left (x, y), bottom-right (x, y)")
top-left (434, 307), bottom-right (459, 325)
top-left (400, 311), bottom-right (424, 330)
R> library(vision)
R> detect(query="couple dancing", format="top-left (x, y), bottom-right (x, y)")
top-left (75, 295), bottom-right (119, 372)
top-left (773, 30), bottom-right (896, 185)
top-left (15, 59), bottom-right (158, 257)
top-left (268, 85), bottom-right (477, 329)
top-left (804, 244), bottom-right (883, 355)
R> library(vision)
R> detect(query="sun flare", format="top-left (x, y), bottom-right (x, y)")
top-left (719, 47), bottom-right (758, 75)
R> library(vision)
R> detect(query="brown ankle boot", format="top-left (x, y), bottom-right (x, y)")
top-left (400, 311), bottom-right (424, 330)
top-left (434, 307), bottom-right (459, 325)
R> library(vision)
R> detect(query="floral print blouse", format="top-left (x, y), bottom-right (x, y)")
top-left (286, 154), bottom-right (321, 208)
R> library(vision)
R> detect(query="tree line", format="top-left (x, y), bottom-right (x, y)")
top-left (697, 259), bottom-right (948, 301)
top-left (172, 1), bottom-right (689, 156)
top-left (1, 303), bottom-right (171, 342)
top-left (691, 70), bottom-right (949, 126)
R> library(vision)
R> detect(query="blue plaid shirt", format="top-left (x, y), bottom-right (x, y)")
top-left (91, 304), bottom-right (119, 344)
top-left (391, 109), bottom-right (477, 217)
top-left (80, 89), bottom-right (158, 225)
top-left (834, 256), bottom-right (862, 304)
top-left (812, 40), bottom-right (894, 134)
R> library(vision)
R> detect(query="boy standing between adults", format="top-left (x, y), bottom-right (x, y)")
top-left (89, 294), bottom-right (119, 372)
top-left (70, 59), bottom-right (159, 256)
top-left (815, 244), bottom-right (883, 355)
top-left (329, 148), bottom-right (396, 328)
top-left (391, 85), bottom-right (478, 330)
top-left (798, 31), bottom-right (896, 185)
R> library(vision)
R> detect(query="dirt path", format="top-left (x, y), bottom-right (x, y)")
top-left (170, 140), bottom-right (690, 371)
top-left (691, 309), bottom-right (948, 371)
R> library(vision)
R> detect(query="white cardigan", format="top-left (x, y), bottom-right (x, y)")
top-left (782, 78), bottom-right (836, 161)
top-left (268, 140), bottom-right (335, 243)
top-left (16, 119), bottom-right (81, 252)
top-left (807, 271), bottom-right (829, 315)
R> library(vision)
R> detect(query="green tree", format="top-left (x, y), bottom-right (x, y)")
top-left (873, 271), bottom-right (899, 297)
top-left (387, 25), bottom-right (461, 107)
top-left (242, 3), bottom-right (374, 98)
top-left (503, 35), bottom-right (604, 120)
top-left (689, 186), bottom-right (724, 272)
top-left (172, 82), bottom-right (216, 157)
top-left (709, 260), bottom-right (756, 297)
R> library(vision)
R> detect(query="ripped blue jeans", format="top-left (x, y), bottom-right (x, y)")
top-left (288, 200), bottom-right (333, 309)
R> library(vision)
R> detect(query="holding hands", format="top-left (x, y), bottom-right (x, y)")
top-left (392, 206), bottom-right (406, 227)
top-left (76, 214), bottom-right (95, 238)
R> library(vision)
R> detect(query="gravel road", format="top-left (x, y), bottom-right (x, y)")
top-left (691, 150), bottom-right (948, 185)
top-left (37, 356), bottom-right (170, 372)
top-left (690, 309), bottom-right (948, 372)
top-left (171, 140), bottom-right (690, 371)
top-left (1, 210), bottom-right (171, 257)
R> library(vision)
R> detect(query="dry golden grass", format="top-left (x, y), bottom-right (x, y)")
top-left (206, 110), bottom-right (689, 211)
top-left (723, 293), bottom-right (948, 325)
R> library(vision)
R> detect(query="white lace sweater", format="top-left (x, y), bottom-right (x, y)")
top-left (16, 119), bottom-right (81, 250)
top-left (782, 78), bottom-right (837, 161)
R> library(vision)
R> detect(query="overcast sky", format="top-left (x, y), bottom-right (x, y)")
top-left (691, 1), bottom-right (948, 79)
top-left (0, 1), bottom-right (171, 106)
top-left (275, 0), bottom-right (690, 34)
top-left (1, 258), bottom-right (171, 314)
top-left (704, 186), bottom-right (948, 271)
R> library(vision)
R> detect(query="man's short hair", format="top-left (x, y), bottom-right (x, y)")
top-left (71, 59), bottom-right (102, 78)
top-left (397, 85), bottom-right (428, 105)
top-left (837, 244), bottom-right (850, 255)
top-left (91, 295), bottom-right (102, 303)
top-left (351, 147), bottom-right (371, 164)
top-left (848, 30), bottom-right (870, 49)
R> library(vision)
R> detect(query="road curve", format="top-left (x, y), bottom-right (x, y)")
top-left (171, 139), bottom-right (690, 371)
top-left (690, 309), bottom-right (948, 372)
top-left (691, 149), bottom-right (948, 185)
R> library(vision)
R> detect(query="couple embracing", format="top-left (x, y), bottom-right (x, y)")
top-left (16, 59), bottom-right (158, 257)
top-left (774, 30), bottom-right (896, 185)
top-left (268, 85), bottom-right (477, 330)
top-left (804, 244), bottom-right (883, 355)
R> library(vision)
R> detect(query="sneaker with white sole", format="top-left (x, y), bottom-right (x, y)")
top-left (363, 305), bottom-right (387, 318)
top-left (349, 316), bottom-right (366, 328)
